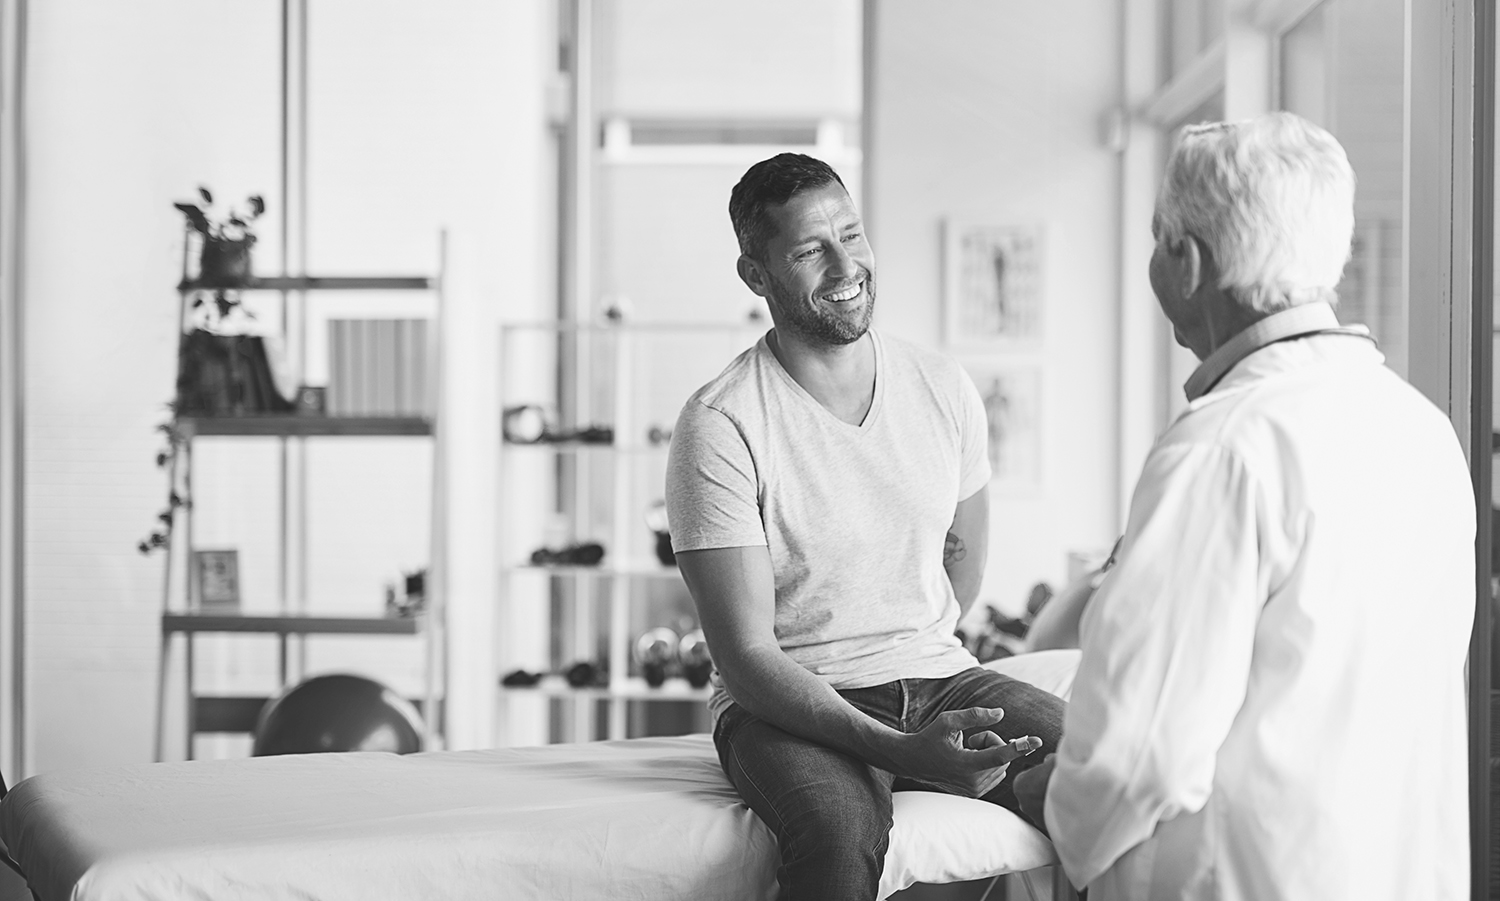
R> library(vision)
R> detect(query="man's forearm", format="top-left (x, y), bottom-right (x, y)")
top-left (719, 642), bottom-right (1033, 799)
top-left (718, 642), bottom-right (909, 772)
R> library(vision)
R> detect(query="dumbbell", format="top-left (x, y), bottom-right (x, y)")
top-left (635, 627), bottom-right (678, 687)
top-left (679, 629), bottom-right (713, 688)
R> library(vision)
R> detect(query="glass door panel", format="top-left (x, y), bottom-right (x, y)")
top-left (1278, 0), bottom-right (1408, 377)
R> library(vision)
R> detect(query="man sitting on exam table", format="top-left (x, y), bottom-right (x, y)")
top-left (664, 152), bottom-right (1066, 901)
top-left (1012, 112), bottom-right (1475, 900)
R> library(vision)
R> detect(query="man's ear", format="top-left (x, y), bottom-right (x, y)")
top-left (1168, 234), bottom-right (1207, 300)
top-left (1176, 233), bottom-right (1212, 296)
top-left (737, 254), bottom-right (771, 299)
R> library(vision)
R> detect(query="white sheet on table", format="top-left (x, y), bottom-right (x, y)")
top-left (3, 651), bottom-right (1076, 901)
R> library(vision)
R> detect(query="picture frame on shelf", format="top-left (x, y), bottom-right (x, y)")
top-left (962, 362), bottom-right (1043, 494)
top-left (942, 219), bottom-right (1044, 348)
top-left (192, 549), bottom-right (241, 611)
top-left (295, 385), bottom-right (327, 416)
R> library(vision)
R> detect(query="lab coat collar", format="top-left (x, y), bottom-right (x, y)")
top-left (1183, 301), bottom-right (1375, 401)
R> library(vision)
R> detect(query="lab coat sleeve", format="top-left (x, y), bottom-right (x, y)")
top-left (1045, 441), bottom-right (1267, 886)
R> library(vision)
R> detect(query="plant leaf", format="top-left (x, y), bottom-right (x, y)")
top-left (173, 202), bottom-right (210, 234)
top-left (198, 186), bottom-right (213, 204)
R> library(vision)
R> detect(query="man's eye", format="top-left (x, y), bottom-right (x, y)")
top-left (799, 247), bottom-right (822, 258)
top-left (841, 233), bottom-right (861, 243)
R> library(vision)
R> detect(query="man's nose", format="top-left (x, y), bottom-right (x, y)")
top-left (827, 241), bottom-right (858, 279)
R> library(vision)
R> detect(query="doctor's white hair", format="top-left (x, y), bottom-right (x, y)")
top-left (1156, 112), bottom-right (1355, 314)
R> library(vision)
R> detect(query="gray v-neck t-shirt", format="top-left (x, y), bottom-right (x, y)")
top-left (665, 329), bottom-right (990, 722)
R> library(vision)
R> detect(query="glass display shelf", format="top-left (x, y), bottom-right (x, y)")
top-left (499, 674), bottom-right (712, 701)
top-left (503, 560), bottom-right (682, 579)
top-left (500, 439), bottom-right (669, 455)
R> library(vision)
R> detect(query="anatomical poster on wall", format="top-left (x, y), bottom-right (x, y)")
top-left (943, 220), bottom-right (1044, 347)
top-left (964, 364), bottom-right (1042, 493)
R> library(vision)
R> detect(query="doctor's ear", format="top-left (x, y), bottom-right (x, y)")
top-left (1167, 234), bottom-right (1209, 299)
top-left (737, 254), bottom-right (771, 299)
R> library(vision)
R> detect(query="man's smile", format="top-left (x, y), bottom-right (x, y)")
top-left (819, 280), bottom-right (864, 303)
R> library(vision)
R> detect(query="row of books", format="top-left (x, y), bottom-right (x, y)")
top-left (327, 318), bottom-right (433, 417)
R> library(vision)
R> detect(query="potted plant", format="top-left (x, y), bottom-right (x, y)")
top-left (170, 187), bottom-right (292, 418)
top-left (174, 186), bottom-right (265, 285)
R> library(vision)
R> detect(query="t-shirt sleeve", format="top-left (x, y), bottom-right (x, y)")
top-left (957, 368), bottom-right (993, 499)
top-left (664, 399), bottom-right (768, 552)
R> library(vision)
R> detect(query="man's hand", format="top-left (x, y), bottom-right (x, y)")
top-left (1012, 752), bottom-right (1056, 829)
top-left (893, 706), bottom-right (1041, 797)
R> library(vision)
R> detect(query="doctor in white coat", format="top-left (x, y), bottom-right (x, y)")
top-left (1016, 112), bottom-right (1476, 899)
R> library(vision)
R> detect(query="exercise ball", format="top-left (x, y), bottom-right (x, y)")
top-left (252, 673), bottom-right (424, 756)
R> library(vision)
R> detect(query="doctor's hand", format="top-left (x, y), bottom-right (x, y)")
top-left (1011, 753), bottom-right (1056, 831)
top-left (893, 706), bottom-right (1042, 798)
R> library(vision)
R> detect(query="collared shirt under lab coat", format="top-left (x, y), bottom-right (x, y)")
top-left (1046, 308), bottom-right (1475, 900)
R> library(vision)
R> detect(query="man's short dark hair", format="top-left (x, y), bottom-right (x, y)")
top-left (729, 153), bottom-right (846, 261)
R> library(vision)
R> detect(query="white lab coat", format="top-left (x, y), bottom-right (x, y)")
top-left (1046, 333), bottom-right (1474, 900)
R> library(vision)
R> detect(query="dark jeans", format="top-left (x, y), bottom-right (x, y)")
top-left (713, 666), bottom-right (1066, 901)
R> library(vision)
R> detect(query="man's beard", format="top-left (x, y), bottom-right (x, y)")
top-left (767, 271), bottom-right (877, 346)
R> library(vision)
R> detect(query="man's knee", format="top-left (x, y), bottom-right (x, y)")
top-left (781, 799), bottom-right (892, 867)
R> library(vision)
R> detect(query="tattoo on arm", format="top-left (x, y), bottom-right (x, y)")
top-left (944, 532), bottom-right (967, 567)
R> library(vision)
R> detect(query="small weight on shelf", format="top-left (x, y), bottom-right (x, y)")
top-left (502, 404), bottom-right (614, 445)
top-left (644, 501), bottom-right (675, 567)
top-left (500, 668), bottom-right (543, 687)
top-left (634, 627), bottom-right (679, 688)
top-left (678, 629), bottom-right (713, 689)
top-left (565, 660), bottom-right (609, 688)
top-left (498, 660), bottom-right (610, 689)
top-left (501, 404), bottom-right (549, 444)
top-left (530, 542), bottom-right (606, 567)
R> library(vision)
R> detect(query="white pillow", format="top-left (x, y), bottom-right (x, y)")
top-left (876, 649), bottom-right (1081, 898)
top-left (983, 648), bottom-right (1082, 701)
top-left (880, 791), bottom-right (1057, 897)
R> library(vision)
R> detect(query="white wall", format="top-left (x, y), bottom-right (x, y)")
top-left (24, 1), bottom-right (282, 774)
top-left (297, 0), bottom-right (553, 752)
top-left (21, 0), bottom-right (553, 773)
top-left (867, 0), bottom-right (1123, 617)
top-left (597, 0), bottom-right (861, 119)
top-left (592, 0), bottom-right (861, 325)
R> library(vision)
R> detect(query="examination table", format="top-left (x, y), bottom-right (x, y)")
top-left (0, 650), bottom-right (1080, 901)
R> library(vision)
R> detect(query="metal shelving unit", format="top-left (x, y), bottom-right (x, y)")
top-left (177, 415), bottom-right (433, 438)
top-left (496, 321), bottom-right (759, 743)
top-left (153, 258), bottom-right (447, 761)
